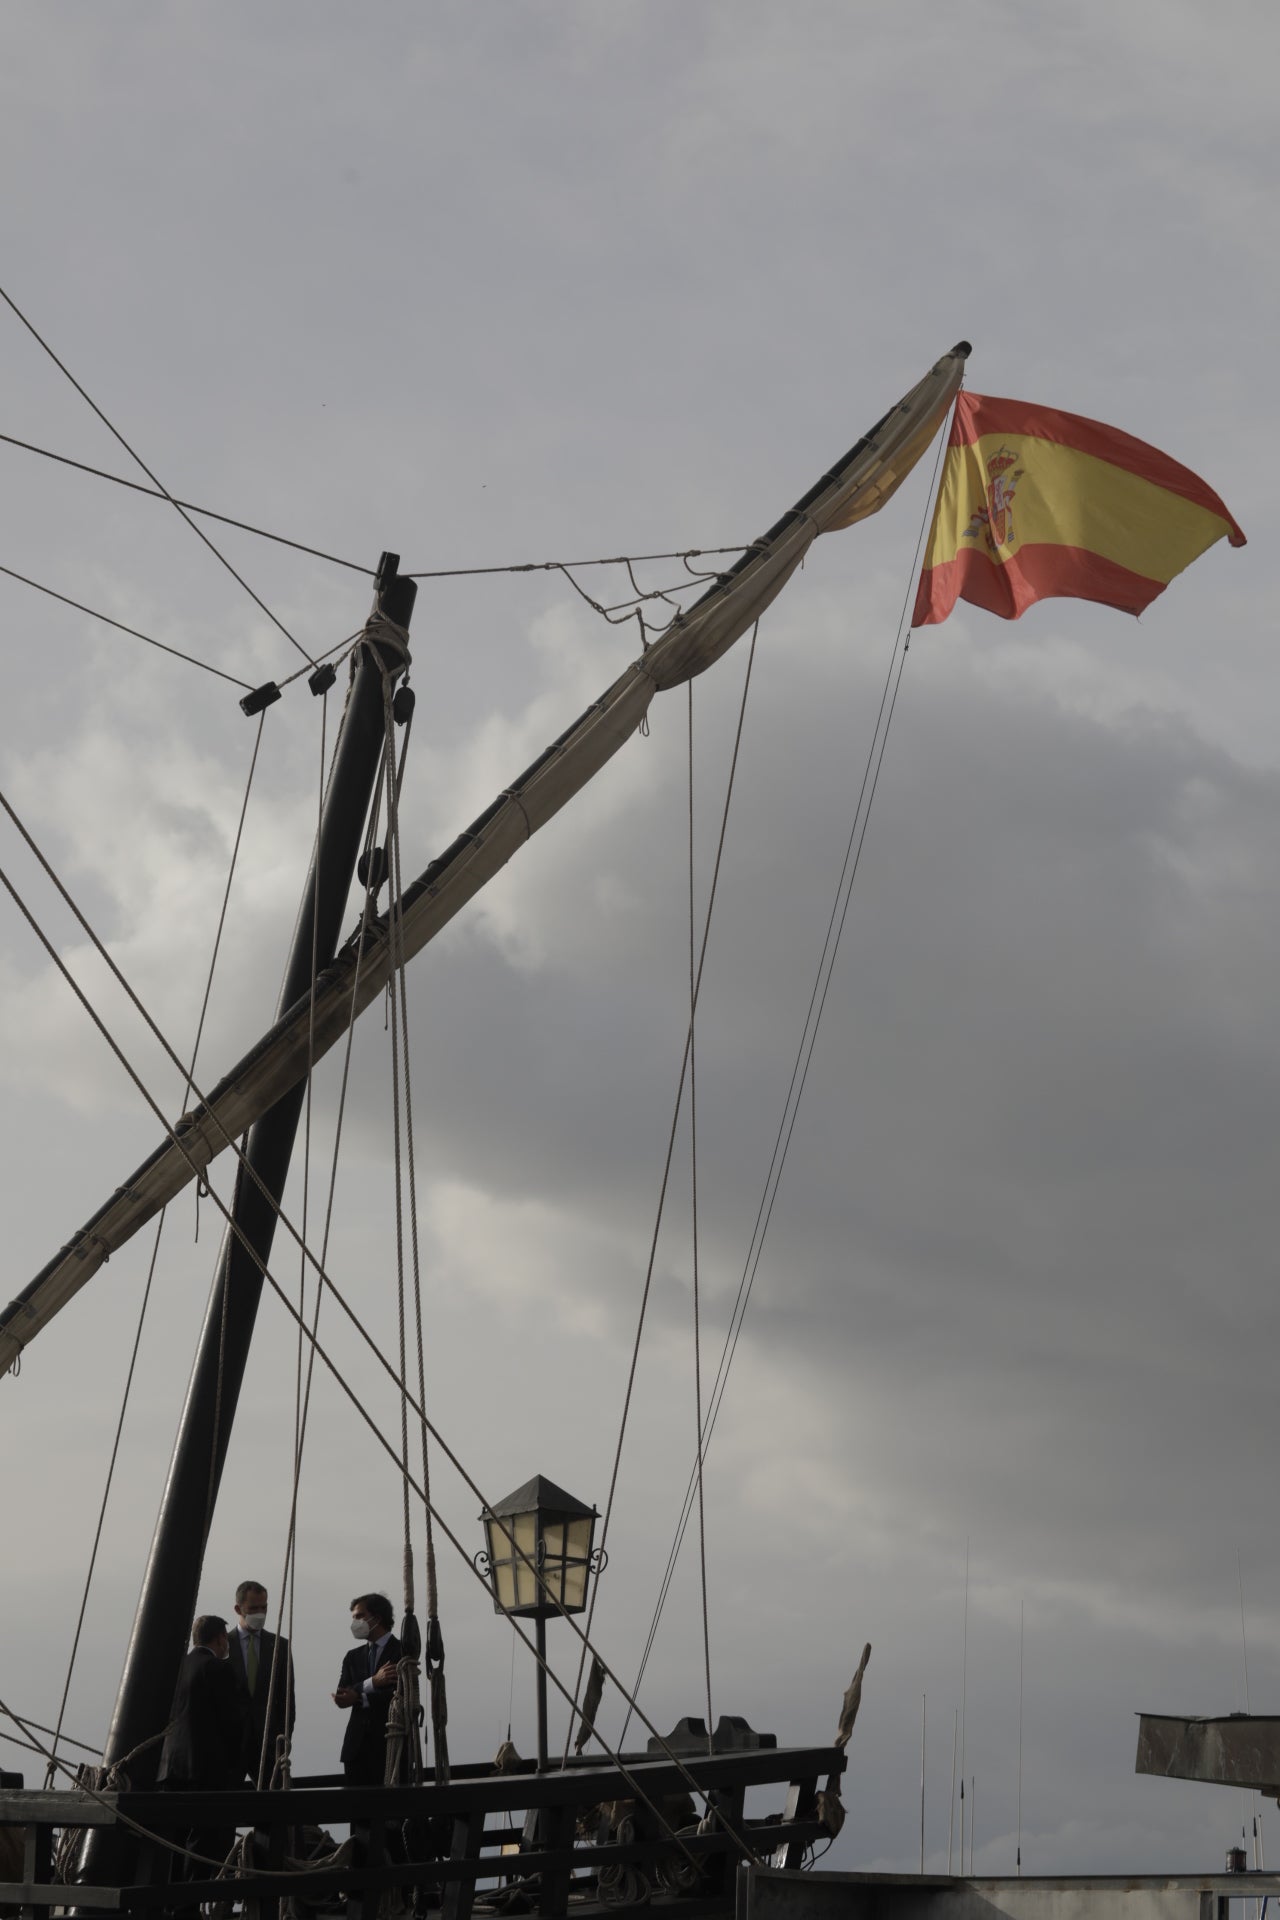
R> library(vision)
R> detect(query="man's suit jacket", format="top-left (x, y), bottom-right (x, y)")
top-left (227, 1628), bottom-right (296, 1783)
top-left (158, 1647), bottom-right (246, 1789)
top-left (337, 1633), bottom-right (402, 1784)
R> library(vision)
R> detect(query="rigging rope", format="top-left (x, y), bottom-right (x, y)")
top-left (406, 545), bottom-right (755, 580)
top-left (0, 283), bottom-right (316, 669)
top-left (8, 1715), bottom-right (99, 1758)
top-left (0, 562), bottom-right (254, 689)
top-left (565, 622), bottom-right (760, 1760)
top-left (687, 681), bottom-right (715, 1756)
top-left (269, 681), bottom-right (394, 1789)
top-left (379, 665), bottom-right (424, 1792)
top-left (628, 415), bottom-right (954, 1701)
top-left (1, 1694), bottom-right (287, 1882)
top-left (630, 628), bottom-right (915, 1707)
top-left (44, 1219), bottom-right (162, 1788)
top-left (0, 426), bottom-right (756, 595)
top-left (556, 557), bottom-right (723, 629)
top-left (257, 683), bottom-right (331, 1793)
top-left (43, 715), bottom-right (265, 1780)
top-left (293, 683), bottom-right (331, 1775)
top-left (187, 713), bottom-right (268, 1115)
top-left (378, 649), bottom-right (450, 1782)
top-left (0, 430), bottom-right (374, 574)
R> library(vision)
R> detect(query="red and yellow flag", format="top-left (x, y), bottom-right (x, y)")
top-left (912, 392), bottom-right (1245, 627)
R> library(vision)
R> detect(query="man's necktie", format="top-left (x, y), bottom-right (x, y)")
top-left (246, 1633), bottom-right (259, 1696)
top-left (369, 1639), bottom-right (378, 1680)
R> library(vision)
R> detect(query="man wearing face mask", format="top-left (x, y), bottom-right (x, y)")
top-left (227, 1579), bottom-right (296, 1786)
top-left (158, 1615), bottom-right (245, 1893)
top-left (331, 1592), bottom-right (402, 1784)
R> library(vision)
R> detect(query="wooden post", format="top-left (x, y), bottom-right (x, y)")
top-left (441, 1807), bottom-right (486, 1920)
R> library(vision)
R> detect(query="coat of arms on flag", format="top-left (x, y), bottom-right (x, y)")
top-left (961, 446), bottom-right (1024, 554)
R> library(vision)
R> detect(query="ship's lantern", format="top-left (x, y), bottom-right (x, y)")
top-left (475, 1474), bottom-right (606, 1768)
top-left (477, 1474), bottom-right (602, 1618)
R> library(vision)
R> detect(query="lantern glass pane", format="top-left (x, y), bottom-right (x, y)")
top-left (566, 1515), bottom-right (593, 1557)
top-left (494, 1561), bottom-right (517, 1611)
top-left (513, 1511), bottom-right (539, 1608)
top-left (539, 1521), bottom-right (562, 1607)
top-left (566, 1514), bottom-right (594, 1610)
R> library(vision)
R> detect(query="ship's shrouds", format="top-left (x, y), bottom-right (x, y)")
top-left (912, 391), bottom-right (1245, 626)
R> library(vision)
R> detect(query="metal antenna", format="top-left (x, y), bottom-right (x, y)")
top-left (1017, 1599), bottom-right (1024, 1874)
top-left (920, 1693), bottom-right (927, 1872)
top-left (948, 1707), bottom-right (958, 1874)
top-left (960, 1539), bottom-right (970, 1869)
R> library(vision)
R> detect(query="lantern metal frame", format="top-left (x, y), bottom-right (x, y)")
top-left (475, 1474), bottom-right (607, 1769)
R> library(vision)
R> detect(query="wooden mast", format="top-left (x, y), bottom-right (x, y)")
top-left (77, 554), bottom-right (414, 1889)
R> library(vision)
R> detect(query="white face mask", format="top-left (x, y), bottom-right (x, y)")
top-left (243, 1612), bottom-right (267, 1633)
top-left (350, 1617), bottom-right (372, 1640)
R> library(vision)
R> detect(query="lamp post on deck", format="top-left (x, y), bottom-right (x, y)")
top-left (475, 1475), bottom-right (606, 1771)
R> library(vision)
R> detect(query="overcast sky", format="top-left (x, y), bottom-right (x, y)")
top-left (2, 0), bottom-right (1278, 1885)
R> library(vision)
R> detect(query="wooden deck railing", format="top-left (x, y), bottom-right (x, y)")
top-left (0, 1743), bottom-right (844, 1918)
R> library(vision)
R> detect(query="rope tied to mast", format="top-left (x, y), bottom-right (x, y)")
top-left (379, 650), bottom-right (450, 1784)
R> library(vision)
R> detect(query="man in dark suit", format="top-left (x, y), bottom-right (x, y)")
top-left (331, 1592), bottom-right (401, 1784)
top-left (226, 1579), bottom-right (296, 1786)
top-left (158, 1615), bottom-right (246, 1893)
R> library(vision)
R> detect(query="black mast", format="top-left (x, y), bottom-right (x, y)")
top-left (80, 555), bottom-right (414, 1878)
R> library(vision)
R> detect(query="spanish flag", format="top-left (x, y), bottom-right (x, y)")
top-left (913, 392), bottom-right (1245, 627)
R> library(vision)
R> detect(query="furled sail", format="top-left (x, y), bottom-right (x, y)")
top-left (0, 341), bottom-right (969, 1377)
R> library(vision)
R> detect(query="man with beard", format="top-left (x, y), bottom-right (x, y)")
top-left (226, 1580), bottom-right (295, 1786)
